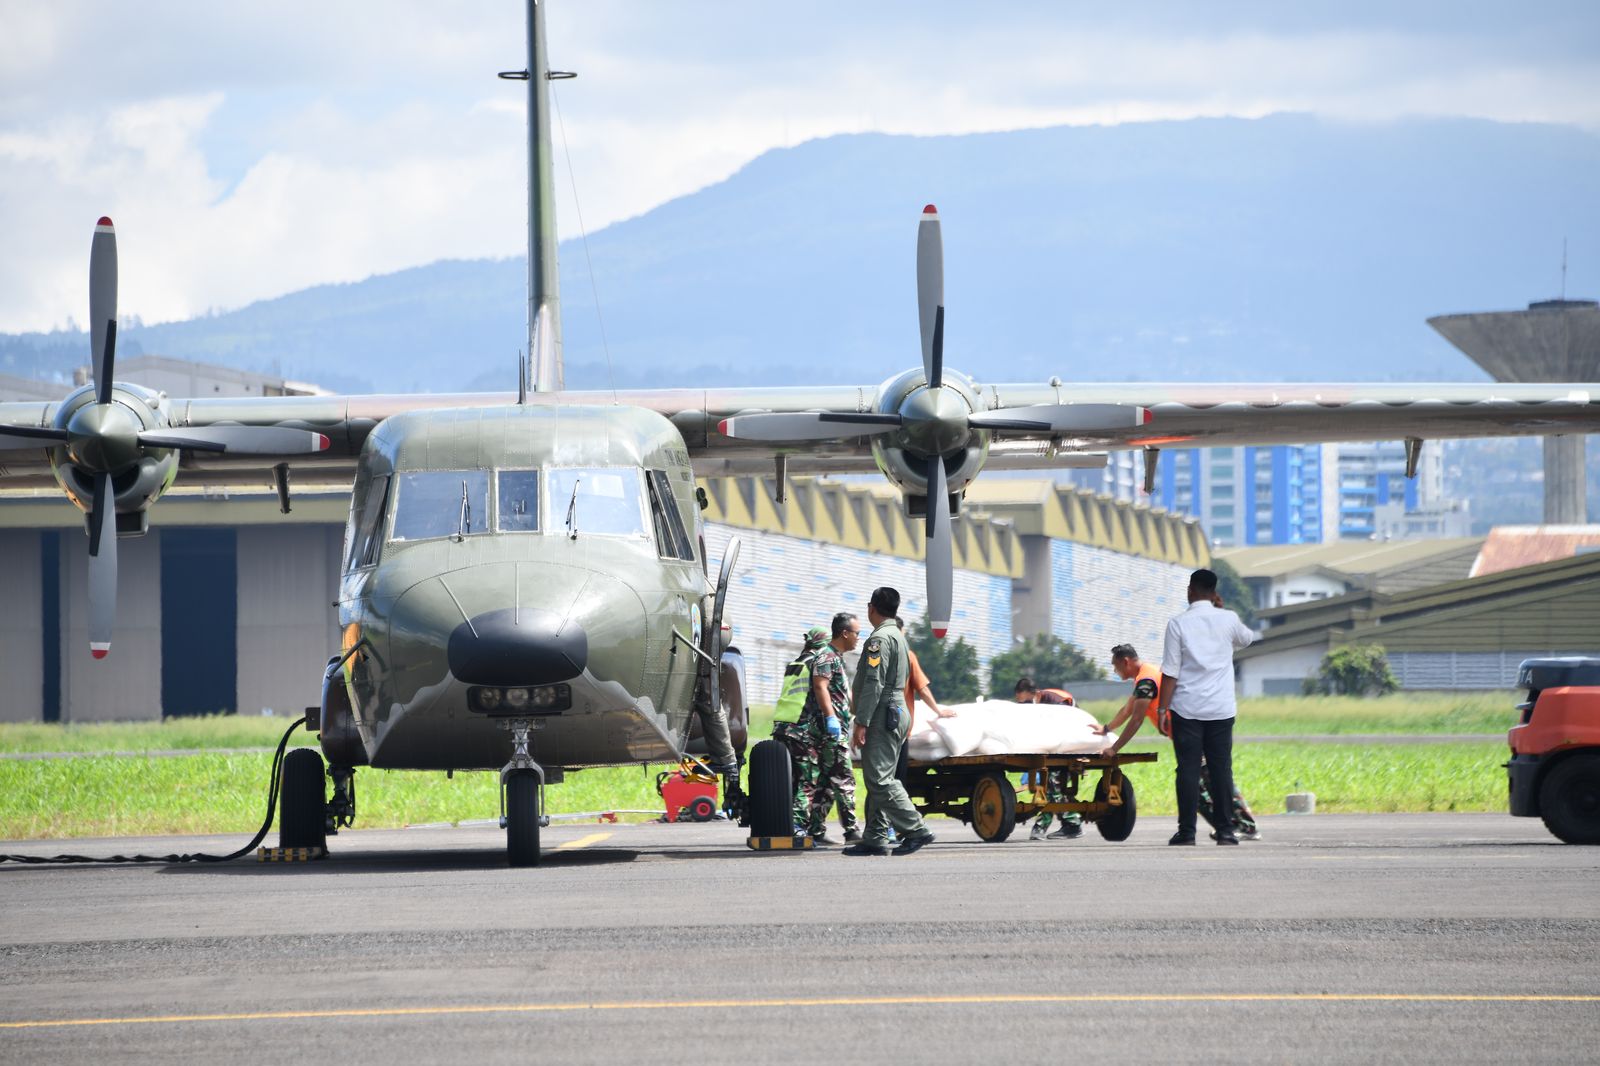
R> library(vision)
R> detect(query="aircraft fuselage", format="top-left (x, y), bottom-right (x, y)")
top-left (329, 404), bottom-right (710, 772)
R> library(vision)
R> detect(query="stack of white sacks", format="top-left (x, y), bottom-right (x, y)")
top-left (903, 700), bottom-right (1118, 762)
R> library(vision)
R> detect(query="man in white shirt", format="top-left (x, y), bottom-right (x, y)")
top-left (1158, 569), bottom-right (1256, 846)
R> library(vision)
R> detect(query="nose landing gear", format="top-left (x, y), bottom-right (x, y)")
top-left (499, 718), bottom-right (547, 867)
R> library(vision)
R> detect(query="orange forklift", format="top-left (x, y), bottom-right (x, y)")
top-left (1507, 658), bottom-right (1600, 844)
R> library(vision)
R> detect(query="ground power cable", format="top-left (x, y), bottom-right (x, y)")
top-left (0, 716), bottom-right (306, 865)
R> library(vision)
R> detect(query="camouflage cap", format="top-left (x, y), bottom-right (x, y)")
top-left (802, 626), bottom-right (829, 650)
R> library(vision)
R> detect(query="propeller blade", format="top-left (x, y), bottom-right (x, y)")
top-left (88, 472), bottom-right (117, 659)
top-left (90, 217), bottom-right (117, 404)
top-left (0, 425), bottom-right (71, 451)
top-left (969, 404), bottom-right (1153, 434)
top-left (137, 426), bottom-right (332, 455)
top-left (925, 455), bottom-right (953, 639)
top-left (917, 204), bottom-right (944, 389)
top-left (717, 412), bottom-right (901, 442)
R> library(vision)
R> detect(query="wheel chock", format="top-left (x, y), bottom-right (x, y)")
top-left (257, 846), bottom-right (328, 862)
top-left (746, 836), bottom-right (814, 851)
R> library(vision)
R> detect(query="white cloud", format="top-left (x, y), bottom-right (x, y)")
top-left (2, 2), bottom-right (1597, 332)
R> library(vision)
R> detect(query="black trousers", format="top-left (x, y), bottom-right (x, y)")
top-left (1171, 711), bottom-right (1236, 837)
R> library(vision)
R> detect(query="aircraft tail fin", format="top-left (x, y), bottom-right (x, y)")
top-left (513, 0), bottom-right (564, 392)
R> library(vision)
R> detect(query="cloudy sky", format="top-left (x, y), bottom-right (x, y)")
top-left (2, 1), bottom-right (1597, 333)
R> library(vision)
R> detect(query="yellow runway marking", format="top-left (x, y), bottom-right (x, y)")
top-left (3, 994), bottom-right (1597, 1030)
top-left (556, 832), bottom-right (613, 850)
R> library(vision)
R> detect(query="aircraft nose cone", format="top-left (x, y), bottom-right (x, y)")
top-left (447, 608), bottom-right (588, 687)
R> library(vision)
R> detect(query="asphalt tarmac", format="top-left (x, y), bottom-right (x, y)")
top-left (3, 812), bottom-right (1596, 1064)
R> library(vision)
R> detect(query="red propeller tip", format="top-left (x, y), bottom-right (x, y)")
top-left (922, 204), bottom-right (938, 214)
top-left (1141, 408), bottom-right (1154, 424)
top-left (932, 627), bottom-right (948, 639)
top-left (716, 419), bottom-right (730, 436)
top-left (96, 216), bottom-right (114, 228)
top-left (91, 648), bottom-right (109, 660)
top-left (316, 433), bottom-right (331, 451)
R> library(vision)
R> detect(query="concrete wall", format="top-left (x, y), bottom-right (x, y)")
top-left (703, 522), bottom-right (1014, 705)
top-left (1239, 644), bottom-right (1328, 698)
top-left (236, 525), bottom-right (345, 717)
top-left (61, 531), bottom-right (163, 722)
top-left (1048, 539), bottom-right (1191, 669)
top-left (0, 530), bottom-right (44, 722)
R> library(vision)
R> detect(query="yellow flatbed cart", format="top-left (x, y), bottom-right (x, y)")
top-left (904, 751), bottom-right (1158, 843)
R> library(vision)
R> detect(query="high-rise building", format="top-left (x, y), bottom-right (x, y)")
top-left (1335, 440), bottom-right (1445, 540)
top-left (1146, 444), bottom-right (1336, 547)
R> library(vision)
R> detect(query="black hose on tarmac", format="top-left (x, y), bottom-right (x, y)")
top-left (0, 716), bottom-right (306, 865)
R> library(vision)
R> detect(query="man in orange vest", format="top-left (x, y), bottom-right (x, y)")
top-left (1100, 643), bottom-right (1259, 840)
top-left (1014, 677), bottom-right (1083, 840)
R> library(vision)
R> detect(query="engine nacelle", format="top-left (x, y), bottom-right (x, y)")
top-left (868, 367), bottom-right (989, 502)
top-left (48, 382), bottom-right (179, 529)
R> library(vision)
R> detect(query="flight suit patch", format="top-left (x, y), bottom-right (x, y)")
top-left (864, 637), bottom-right (882, 668)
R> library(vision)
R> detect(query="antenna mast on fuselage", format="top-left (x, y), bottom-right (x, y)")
top-left (501, 0), bottom-right (567, 392)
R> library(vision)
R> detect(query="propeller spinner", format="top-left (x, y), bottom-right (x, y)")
top-left (0, 218), bottom-right (332, 658)
top-left (719, 205), bottom-right (1151, 638)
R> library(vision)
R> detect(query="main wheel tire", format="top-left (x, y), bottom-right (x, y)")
top-left (1094, 771), bottom-right (1137, 842)
top-left (1538, 753), bottom-right (1600, 845)
top-left (278, 747), bottom-right (327, 850)
top-left (687, 795), bottom-right (718, 822)
top-left (506, 770), bottom-right (542, 867)
top-left (747, 739), bottom-right (794, 838)
top-left (970, 772), bottom-right (1017, 842)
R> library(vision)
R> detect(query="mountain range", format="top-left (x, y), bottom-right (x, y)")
top-left (4, 113), bottom-right (1598, 395)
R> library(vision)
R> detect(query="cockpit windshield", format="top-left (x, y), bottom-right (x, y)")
top-left (547, 467), bottom-right (647, 538)
top-left (497, 470), bottom-right (540, 532)
top-left (391, 470), bottom-right (490, 542)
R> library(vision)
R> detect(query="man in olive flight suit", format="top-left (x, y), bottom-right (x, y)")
top-left (842, 586), bottom-right (936, 857)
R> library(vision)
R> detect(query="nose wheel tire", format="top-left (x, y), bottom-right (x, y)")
top-left (969, 772), bottom-right (1017, 842)
top-left (278, 747), bottom-right (328, 851)
top-left (506, 769), bottom-right (542, 867)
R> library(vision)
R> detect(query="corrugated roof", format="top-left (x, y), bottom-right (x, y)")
top-left (1217, 537), bottom-right (1483, 581)
top-left (1471, 525), bottom-right (1600, 578)
top-left (1238, 551), bottom-right (1600, 660)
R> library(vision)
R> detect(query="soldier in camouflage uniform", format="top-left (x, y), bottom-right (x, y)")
top-left (778, 613), bottom-right (861, 841)
top-left (843, 587), bottom-right (935, 857)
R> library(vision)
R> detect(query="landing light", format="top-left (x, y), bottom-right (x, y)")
top-left (468, 684), bottom-right (572, 715)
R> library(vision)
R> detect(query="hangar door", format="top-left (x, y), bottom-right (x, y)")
top-left (160, 528), bottom-right (238, 716)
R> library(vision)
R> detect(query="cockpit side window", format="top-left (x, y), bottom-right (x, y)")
top-left (390, 470), bottom-right (490, 542)
top-left (497, 470), bottom-right (540, 532)
top-left (346, 474), bottom-right (391, 570)
top-left (646, 469), bottom-right (695, 561)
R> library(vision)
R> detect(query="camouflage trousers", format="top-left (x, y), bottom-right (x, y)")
top-left (775, 721), bottom-right (859, 836)
top-left (1026, 770), bottom-right (1083, 832)
top-left (1198, 755), bottom-right (1258, 835)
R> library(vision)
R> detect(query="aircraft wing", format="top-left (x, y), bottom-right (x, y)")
top-left (2, 379), bottom-right (1596, 487)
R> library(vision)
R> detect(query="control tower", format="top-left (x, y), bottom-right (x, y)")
top-left (1429, 299), bottom-right (1600, 524)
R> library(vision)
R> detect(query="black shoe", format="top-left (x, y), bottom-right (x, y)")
top-left (843, 830), bottom-right (862, 843)
top-left (1215, 833), bottom-right (1239, 846)
top-left (810, 831), bottom-right (833, 846)
top-left (842, 842), bottom-right (890, 856)
top-left (891, 831), bottom-right (935, 856)
top-left (1048, 822), bottom-right (1083, 840)
top-left (1168, 832), bottom-right (1197, 846)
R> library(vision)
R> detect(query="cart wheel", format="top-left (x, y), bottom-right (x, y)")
top-left (1094, 771), bottom-right (1137, 842)
top-left (969, 772), bottom-right (1017, 842)
top-left (687, 795), bottom-right (718, 823)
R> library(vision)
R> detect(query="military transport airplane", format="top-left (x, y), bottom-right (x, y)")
top-left (2, 1), bottom-right (1597, 865)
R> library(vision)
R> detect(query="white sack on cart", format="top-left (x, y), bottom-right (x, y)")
top-left (930, 700), bottom-right (1115, 757)
top-left (905, 731), bottom-right (953, 762)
